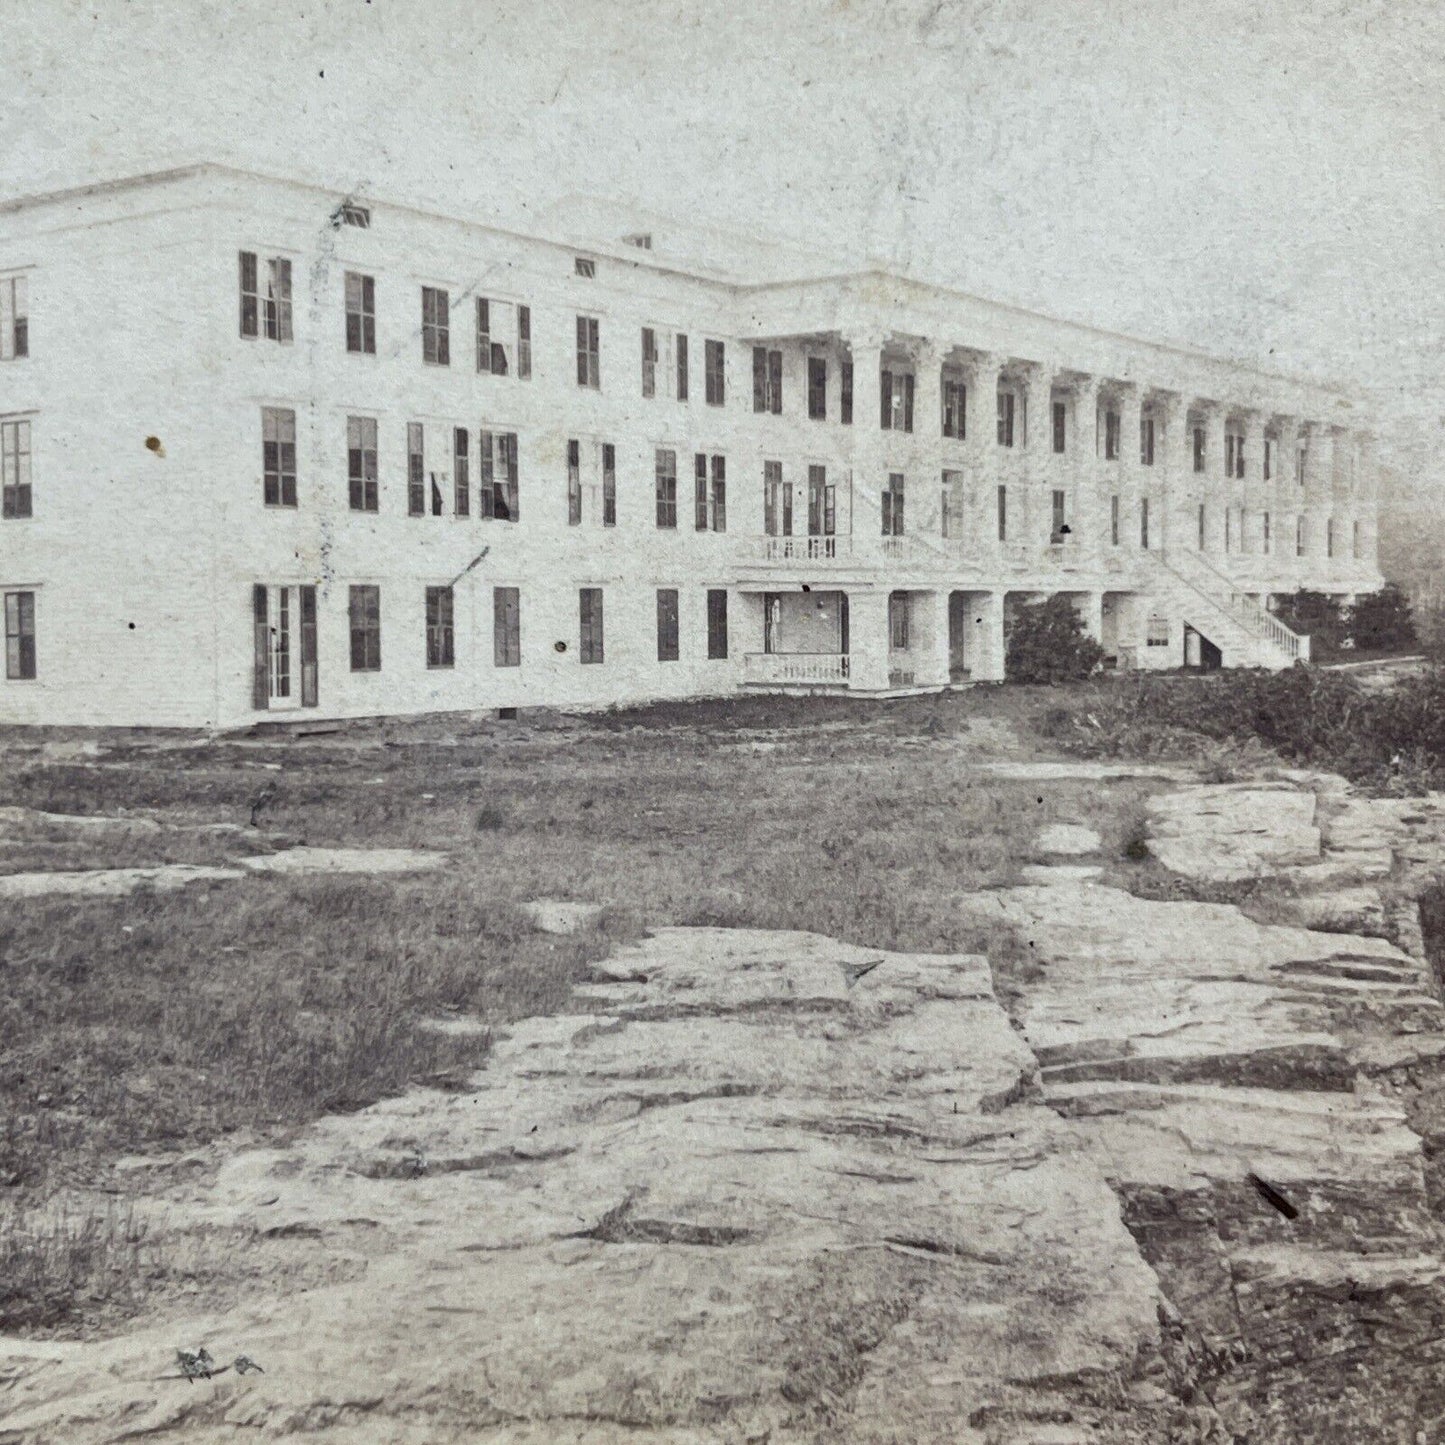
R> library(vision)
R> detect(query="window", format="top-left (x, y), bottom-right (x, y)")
top-left (656, 589), bottom-right (680, 662)
top-left (1110, 494), bottom-right (1120, 546)
top-left (1263, 510), bottom-right (1272, 555)
top-left (1104, 409), bottom-right (1120, 461)
top-left (1297, 443), bottom-right (1307, 485)
top-left (1234, 434), bottom-right (1245, 478)
top-left (346, 416), bottom-right (378, 513)
top-left (477, 298), bottom-right (519, 375)
top-left (753, 346), bottom-right (782, 414)
top-left (655, 448), bottom-right (677, 528)
top-left (841, 361), bottom-right (854, 426)
top-left (763, 460), bottom-right (792, 537)
top-left (694, 453), bottom-right (726, 531)
top-left (1225, 432), bottom-right (1245, 479)
top-left (568, 439), bottom-right (583, 525)
top-left (997, 484), bottom-right (1008, 542)
top-left (517, 306), bottom-right (532, 379)
top-left (1146, 615), bottom-right (1169, 648)
top-left (426, 586), bottom-right (455, 668)
top-left (602, 443), bottom-right (616, 526)
top-left (1140, 497), bottom-right (1151, 550)
top-left (454, 428), bottom-right (470, 517)
top-left (262, 407), bottom-right (297, 508)
top-left (239, 252), bottom-right (293, 342)
top-left (943, 377), bottom-right (967, 439)
top-left (676, 334), bottom-right (689, 401)
top-left (575, 316), bottom-right (601, 389)
top-left (1327, 517), bottom-right (1335, 558)
top-left (478, 431), bottom-right (519, 521)
top-left (407, 423), bottom-right (425, 517)
top-left (705, 340), bottom-right (725, 406)
top-left (997, 389), bottom-right (1015, 447)
top-left (1264, 438), bottom-right (1274, 482)
top-left (493, 587), bottom-right (521, 667)
top-left (1225, 508), bottom-right (1232, 552)
top-left (707, 589), bottom-right (728, 659)
top-left (882, 472), bottom-right (905, 537)
top-left (1296, 515), bottom-right (1306, 556)
top-left (1141, 416), bottom-right (1155, 467)
top-left (574, 256), bottom-right (596, 278)
top-left (1198, 503), bottom-right (1207, 550)
top-left (1, 275), bottom-right (28, 359)
top-left (338, 203), bottom-right (371, 229)
top-left (344, 272), bottom-right (375, 354)
top-left (422, 287), bottom-right (450, 365)
top-left (807, 464), bottom-right (835, 538)
top-left (808, 357), bottom-right (828, 420)
top-left (4, 590), bottom-right (35, 679)
top-left (349, 585), bottom-right (381, 671)
top-left (941, 470), bottom-right (963, 540)
top-left (579, 587), bottom-right (604, 663)
top-left (1053, 400), bottom-right (1067, 454)
top-left (1052, 489), bottom-right (1068, 542)
top-left (1353, 520), bottom-right (1361, 559)
top-left (641, 327), bottom-right (658, 398)
top-left (880, 368), bottom-right (914, 432)
top-left (1193, 426), bottom-right (1206, 473)
top-left (1, 419), bottom-right (32, 519)
top-left (889, 592), bottom-right (910, 650)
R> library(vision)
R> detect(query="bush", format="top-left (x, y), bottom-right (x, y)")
top-left (1272, 590), bottom-right (1348, 657)
top-left (1347, 585), bottom-right (1417, 654)
top-left (1005, 596), bottom-right (1105, 685)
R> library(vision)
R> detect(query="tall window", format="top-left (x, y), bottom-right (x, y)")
top-left (808, 357), bottom-right (827, 420)
top-left (602, 443), bottom-right (616, 526)
top-left (426, 586), bottom-right (455, 668)
top-left (493, 586), bottom-right (521, 667)
top-left (344, 272), bottom-right (375, 354)
top-left (262, 407), bottom-right (297, 508)
top-left (753, 346), bottom-right (782, 414)
top-left (889, 592), bottom-right (910, 650)
top-left (941, 470), bottom-right (963, 540)
top-left (1104, 409), bottom-right (1120, 461)
top-left (454, 428), bottom-right (470, 516)
top-left (1224, 508), bottom-right (1232, 552)
top-left (841, 361), bottom-right (854, 426)
top-left (997, 390), bottom-right (1015, 447)
top-left (517, 305), bottom-right (532, 379)
top-left (1140, 497), bottom-right (1151, 549)
top-left (349, 585), bottom-right (381, 671)
top-left (1053, 400), bottom-right (1067, 454)
top-left (1327, 516), bottom-right (1335, 558)
top-left (1, 275), bottom-right (28, 360)
top-left (1198, 503), bottom-right (1207, 550)
top-left (641, 327), bottom-right (658, 398)
top-left (576, 316), bottom-right (600, 388)
top-left (705, 340), bottom-right (725, 405)
top-left (347, 416), bottom-right (378, 513)
top-left (997, 484), bottom-right (1008, 541)
top-left (407, 423), bottom-right (425, 517)
top-left (476, 299), bottom-right (503, 375)
top-left (1264, 437), bottom-right (1274, 482)
top-left (1052, 489), bottom-right (1068, 541)
top-left (655, 448), bottom-right (677, 528)
top-left (676, 334), bottom-right (689, 401)
top-left (763, 460), bottom-right (791, 537)
top-left (1296, 515), bottom-right (1306, 556)
top-left (1353, 520), bottom-right (1361, 559)
top-left (807, 464), bottom-right (835, 537)
top-left (421, 286), bottom-right (449, 365)
top-left (694, 453), bottom-right (726, 531)
top-left (882, 472), bottom-right (905, 536)
top-left (239, 252), bottom-right (292, 342)
top-left (707, 589), bottom-right (728, 660)
top-left (880, 368), bottom-right (914, 432)
top-left (943, 377), bottom-right (967, 439)
top-left (1140, 416), bottom-right (1155, 466)
top-left (476, 431), bottom-right (519, 521)
top-left (4, 590), bottom-right (35, 679)
top-left (1193, 426), bottom-right (1206, 473)
top-left (567, 439), bottom-right (583, 525)
top-left (656, 588), bottom-right (680, 662)
top-left (1, 419), bottom-right (32, 519)
top-left (1263, 510), bottom-right (1272, 554)
top-left (579, 588), bottom-right (604, 664)
top-left (1110, 493), bottom-right (1120, 546)
top-left (1225, 431), bottom-right (1245, 478)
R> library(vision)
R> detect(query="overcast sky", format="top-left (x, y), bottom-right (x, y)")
top-left (2, 0), bottom-right (1441, 494)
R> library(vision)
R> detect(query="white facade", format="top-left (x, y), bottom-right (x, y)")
top-left (0, 164), bottom-right (1383, 728)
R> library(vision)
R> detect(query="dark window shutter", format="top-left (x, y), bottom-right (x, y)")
top-left (300, 585), bottom-right (318, 706)
top-left (252, 584), bottom-right (269, 709)
top-left (752, 347), bottom-right (766, 411)
top-left (712, 456), bottom-right (725, 531)
top-left (695, 453), bottom-right (708, 529)
top-left (768, 350), bottom-right (782, 413)
top-left (903, 373), bottom-right (915, 432)
top-left (880, 370), bottom-right (892, 429)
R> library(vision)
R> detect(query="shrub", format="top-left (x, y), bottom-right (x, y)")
top-left (1272, 589), bottom-right (1347, 657)
top-left (1347, 585), bottom-right (1417, 654)
top-left (1005, 596), bottom-right (1105, 685)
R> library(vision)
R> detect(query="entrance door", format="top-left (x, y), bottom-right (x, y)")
top-left (806, 464), bottom-right (836, 558)
top-left (948, 592), bottom-right (969, 681)
top-left (252, 583), bottom-right (318, 711)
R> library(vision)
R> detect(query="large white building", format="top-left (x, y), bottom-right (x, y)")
top-left (0, 164), bottom-right (1382, 728)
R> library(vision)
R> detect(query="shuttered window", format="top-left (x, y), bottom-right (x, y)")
top-left (882, 473), bottom-right (905, 536)
top-left (807, 358), bottom-right (827, 420)
top-left (705, 340), bottom-right (725, 405)
top-left (568, 439), bottom-right (583, 525)
top-left (655, 449), bottom-right (677, 528)
top-left (576, 316), bottom-right (600, 388)
top-left (676, 333), bottom-right (689, 401)
top-left (641, 327), bottom-right (657, 398)
top-left (752, 347), bottom-right (782, 414)
top-left (421, 287), bottom-right (450, 365)
top-left (579, 588), bottom-right (604, 664)
top-left (4, 590), bottom-right (35, 680)
top-left (347, 416), bottom-right (378, 512)
top-left (1, 419), bottom-right (32, 519)
top-left (602, 443), bottom-right (616, 526)
top-left (349, 585), bottom-right (381, 671)
top-left (426, 586), bottom-right (455, 668)
top-left (493, 587), bottom-right (521, 667)
top-left (344, 271), bottom-right (375, 354)
top-left (454, 428), bottom-right (470, 516)
top-left (262, 407), bottom-right (297, 508)
top-left (656, 588), bottom-right (679, 662)
top-left (707, 589), bottom-right (728, 660)
top-left (239, 252), bottom-right (292, 341)
top-left (407, 423), bottom-right (425, 516)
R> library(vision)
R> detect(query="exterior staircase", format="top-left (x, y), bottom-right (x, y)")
top-left (1154, 548), bottom-right (1309, 670)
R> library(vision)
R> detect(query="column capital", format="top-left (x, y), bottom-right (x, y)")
top-left (964, 349), bottom-right (1006, 376)
top-left (1157, 389), bottom-right (1188, 421)
top-left (845, 331), bottom-right (889, 358)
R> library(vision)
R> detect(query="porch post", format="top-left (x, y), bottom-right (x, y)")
top-left (971, 590), bottom-right (1006, 682)
top-left (845, 588), bottom-right (891, 691)
top-left (1074, 589), bottom-right (1104, 644)
top-left (915, 590), bottom-right (951, 688)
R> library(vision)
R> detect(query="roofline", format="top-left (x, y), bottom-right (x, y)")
top-left (0, 161), bottom-right (1354, 404)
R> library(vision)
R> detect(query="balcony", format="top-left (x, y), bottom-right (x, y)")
top-left (743, 652), bottom-right (851, 687)
top-left (746, 534), bottom-right (853, 564)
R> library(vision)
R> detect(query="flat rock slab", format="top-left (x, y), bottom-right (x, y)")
top-left (1146, 783), bottom-right (1322, 881)
top-left (1018, 863), bottom-right (1104, 885)
top-left (239, 846), bottom-right (445, 876)
top-left (2, 926), bottom-right (1162, 1445)
top-left (520, 898), bottom-right (606, 934)
top-left (1034, 822), bottom-right (1102, 856)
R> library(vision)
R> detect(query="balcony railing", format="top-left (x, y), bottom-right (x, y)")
top-left (743, 652), bottom-right (851, 686)
top-left (748, 534), bottom-right (852, 563)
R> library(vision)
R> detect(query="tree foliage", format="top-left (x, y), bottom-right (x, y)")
top-left (1005, 595), bottom-right (1105, 684)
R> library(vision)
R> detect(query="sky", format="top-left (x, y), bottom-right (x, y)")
top-left (2, 0), bottom-right (1441, 534)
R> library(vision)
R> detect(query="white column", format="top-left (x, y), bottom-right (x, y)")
top-left (911, 340), bottom-right (945, 532)
top-left (1160, 392), bottom-right (1189, 555)
top-left (848, 333), bottom-right (887, 551)
top-left (1199, 402), bottom-right (1225, 552)
top-left (846, 589), bottom-right (890, 690)
top-left (1303, 421), bottom-right (1334, 562)
top-left (1019, 363), bottom-right (1055, 550)
top-left (1115, 383), bottom-right (1141, 553)
top-left (914, 590), bottom-right (952, 687)
top-left (970, 590), bottom-right (1006, 682)
top-left (1072, 376), bottom-right (1101, 557)
top-left (967, 352), bottom-right (1004, 549)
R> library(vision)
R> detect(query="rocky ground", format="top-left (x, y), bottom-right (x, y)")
top-left (5, 766), bottom-right (1445, 1443)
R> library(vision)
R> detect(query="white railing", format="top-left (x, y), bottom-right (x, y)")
top-left (1163, 548), bottom-right (1310, 662)
top-left (743, 652), bottom-right (851, 686)
top-left (749, 534), bottom-right (851, 563)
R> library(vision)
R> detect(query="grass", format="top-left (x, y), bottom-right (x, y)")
top-left (0, 683), bottom-right (1170, 1331)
